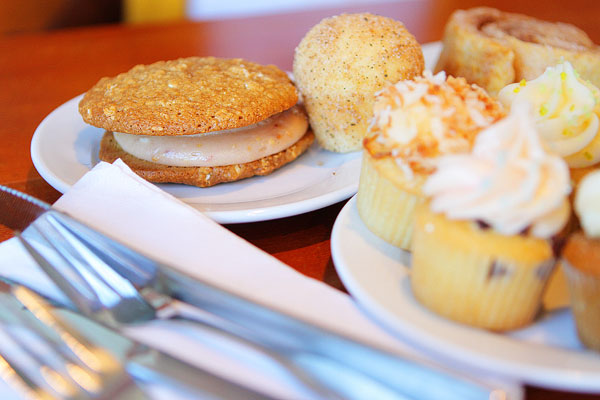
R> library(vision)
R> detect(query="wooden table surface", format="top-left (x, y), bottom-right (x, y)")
top-left (1, 0), bottom-right (599, 398)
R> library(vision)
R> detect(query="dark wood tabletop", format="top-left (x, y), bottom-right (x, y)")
top-left (1, 0), bottom-right (599, 398)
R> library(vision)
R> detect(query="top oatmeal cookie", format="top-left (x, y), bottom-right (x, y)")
top-left (79, 57), bottom-right (298, 136)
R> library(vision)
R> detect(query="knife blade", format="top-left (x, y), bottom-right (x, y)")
top-left (0, 185), bottom-right (50, 231)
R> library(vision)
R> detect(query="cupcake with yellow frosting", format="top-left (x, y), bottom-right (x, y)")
top-left (498, 61), bottom-right (600, 184)
top-left (562, 171), bottom-right (600, 351)
top-left (411, 105), bottom-right (571, 331)
top-left (357, 71), bottom-right (503, 250)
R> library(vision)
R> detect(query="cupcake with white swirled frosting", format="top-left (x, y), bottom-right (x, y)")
top-left (499, 61), bottom-right (600, 183)
top-left (411, 105), bottom-right (571, 331)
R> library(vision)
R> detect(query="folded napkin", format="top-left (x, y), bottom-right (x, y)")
top-left (0, 159), bottom-right (522, 399)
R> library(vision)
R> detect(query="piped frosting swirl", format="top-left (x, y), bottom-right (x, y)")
top-left (499, 61), bottom-right (600, 168)
top-left (424, 105), bottom-right (571, 238)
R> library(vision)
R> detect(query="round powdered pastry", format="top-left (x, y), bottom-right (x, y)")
top-left (79, 57), bottom-right (298, 136)
top-left (293, 13), bottom-right (424, 152)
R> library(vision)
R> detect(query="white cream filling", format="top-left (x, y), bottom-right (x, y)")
top-left (113, 105), bottom-right (308, 167)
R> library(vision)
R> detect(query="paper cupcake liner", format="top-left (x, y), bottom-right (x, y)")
top-left (411, 205), bottom-right (555, 331)
top-left (562, 259), bottom-right (600, 351)
top-left (356, 152), bottom-right (424, 250)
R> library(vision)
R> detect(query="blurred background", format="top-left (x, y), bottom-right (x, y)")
top-left (0, 0), bottom-right (401, 35)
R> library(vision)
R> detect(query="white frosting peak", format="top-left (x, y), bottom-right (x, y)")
top-left (424, 105), bottom-right (571, 238)
top-left (575, 170), bottom-right (600, 237)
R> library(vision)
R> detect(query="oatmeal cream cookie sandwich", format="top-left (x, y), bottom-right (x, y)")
top-left (79, 57), bottom-right (314, 187)
top-left (357, 71), bottom-right (503, 250)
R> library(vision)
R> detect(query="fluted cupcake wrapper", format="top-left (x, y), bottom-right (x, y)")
top-left (356, 152), bottom-right (424, 250)
top-left (411, 205), bottom-right (555, 332)
top-left (562, 259), bottom-right (600, 351)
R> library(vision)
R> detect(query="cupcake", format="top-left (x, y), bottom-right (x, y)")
top-left (498, 61), bottom-right (600, 185)
top-left (411, 105), bottom-right (571, 331)
top-left (562, 170), bottom-right (600, 351)
top-left (357, 71), bottom-right (503, 250)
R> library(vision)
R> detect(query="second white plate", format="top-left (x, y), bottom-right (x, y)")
top-left (331, 196), bottom-right (600, 393)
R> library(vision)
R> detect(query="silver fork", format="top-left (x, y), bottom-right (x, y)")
top-left (16, 207), bottom-right (494, 400)
top-left (0, 283), bottom-right (145, 400)
top-left (17, 216), bottom-right (340, 400)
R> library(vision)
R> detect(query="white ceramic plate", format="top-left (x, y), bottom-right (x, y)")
top-left (331, 196), bottom-right (600, 393)
top-left (30, 43), bottom-right (442, 224)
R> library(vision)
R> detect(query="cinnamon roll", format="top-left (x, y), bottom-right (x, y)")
top-left (435, 7), bottom-right (600, 97)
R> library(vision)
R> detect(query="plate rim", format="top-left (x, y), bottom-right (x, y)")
top-left (331, 195), bottom-right (600, 393)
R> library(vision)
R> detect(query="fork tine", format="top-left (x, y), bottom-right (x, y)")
top-left (17, 224), bottom-right (155, 325)
top-left (16, 230), bottom-right (98, 317)
top-left (0, 352), bottom-right (58, 400)
top-left (46, 211), bottom-right (156, 287)
top-left (41, 215), bottom-right (137, 300)
top-left (29, 216), bottom-right (122, 305)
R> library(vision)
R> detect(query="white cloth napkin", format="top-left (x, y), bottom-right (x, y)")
top-left (0, 159), bottom-right (522, 399)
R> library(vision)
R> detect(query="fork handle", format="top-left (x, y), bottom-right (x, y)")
top-left (167, 302), bottom-right (348, 400)
top-left (162, 283), bottom-right (492, 400)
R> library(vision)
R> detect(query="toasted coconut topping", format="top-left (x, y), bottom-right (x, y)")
top-left (364, 71), bottom-right (504, 175)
